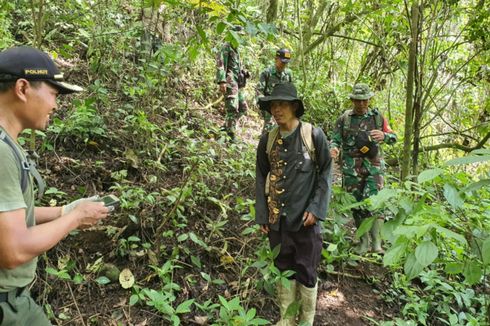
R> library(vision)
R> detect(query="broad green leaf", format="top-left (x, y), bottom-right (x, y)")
top-left (327, 243), bottom-right (338, 252)
top-left (129, 294), bottom-right (139, 306)
top-left (443, 184), bottom-right (464, 208)
top-left (445, 262), bottom-right (463, 274)
top-left (472, 149), bottom-right (490, 155)
top-left (96, 276), bottom-right (111, 285)
top-left (216, 21), bottom-right (226, 34)
top-left (482, 237), bottom-right (490, 265)
top-left (393, 225), bottom-right (429, 239)
top-left (404, 253), bottom-right (424, 280)
top-left (463, 179), bottom-right (490, 193)
top-left (271, 244), bottom-right (281, 259)
top-left (435, 226), bottom-right (467, 245)
top-left (355, 217), bottom-right (375, 238)
top-left (415, 241), bottom-right (438, 268)
top-left (218, 295), bottom-right (229, 309)
top-left (176, 299), bottom-right (194, 314)
top-left (417, 168), bottom-right (444, 183)
top-left (383, 243), bottom-right (407, 267)
top-left (463, 263), bottom-right (482, 285)
top-left (445, 154), bottom-right (490, 166)
top-left (285, 300), bottom-right (301, 318)
top-left (246, 308), bottom-right (256, 319)
top-left (368, 188), bottom-right (397, 210)
top-left (196, 26), bottom-right (207, 44)
top-left (177, 233), bottom-right (188, 242)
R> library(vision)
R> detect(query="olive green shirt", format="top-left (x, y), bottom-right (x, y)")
top-left (0, 127), bottom-right (37, 292)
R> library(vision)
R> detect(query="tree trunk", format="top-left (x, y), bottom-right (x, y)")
top-left (401, 1), bottom-right (420, 181)
top-left (266, 0), bottom-right (278, 23)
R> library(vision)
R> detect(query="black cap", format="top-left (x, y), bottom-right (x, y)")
top-left (258, 82), bottom-right (304, 117)
top-left (276, 48), bottom-right (291, 63)
top-left (0, 46), bottom-right (83, 94)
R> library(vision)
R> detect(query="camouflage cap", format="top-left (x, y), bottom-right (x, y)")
top-left (349, 83), bottom-right (374, 100)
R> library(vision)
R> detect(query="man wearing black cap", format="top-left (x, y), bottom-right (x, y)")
top-left (255, 83), bottom-right (332, 325)
top-left (257, 48), bottom-right (293, 133)
top-left (0, 46), bottom-right (109, 325)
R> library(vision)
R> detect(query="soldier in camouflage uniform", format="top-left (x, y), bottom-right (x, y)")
top-left (330, 83), bottom-right (396, 254)
top-left (256, 48), bottom-right (293, 133)
top-left (216, 25), bottom-right (249, 140)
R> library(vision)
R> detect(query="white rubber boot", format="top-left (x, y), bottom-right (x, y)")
top-left (275, 280), bottom-right (297, 326)
top-left (298, 282), bottom-right (318, 325)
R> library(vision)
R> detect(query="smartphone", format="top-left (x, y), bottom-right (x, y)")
top-left (100, 195), bottom-right (120, 210)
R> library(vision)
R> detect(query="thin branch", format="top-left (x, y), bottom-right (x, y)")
top-left (421, 132), bottom-right (490, 152)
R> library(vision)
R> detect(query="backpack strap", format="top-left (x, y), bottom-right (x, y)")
top-left (300, 122), bottom-right (315, 161)
top-left (341, 109), bottom-right (353, 138)
top-left (0, 131), bottom-right (45, 199)
top-left (265, 125), bottom-right (280, 160)
top-left (372, 108), bottom-right (383, 129)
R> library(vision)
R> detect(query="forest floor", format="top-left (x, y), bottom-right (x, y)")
top-left (32, 104), bottom-right (399, 325)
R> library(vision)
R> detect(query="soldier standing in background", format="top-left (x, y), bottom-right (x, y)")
top-left (256, 48), bottom-right (293, 133)
top-left (330, 83), bottom-right (397, 254)
top-left (216, 25), bottom-right (249, 141)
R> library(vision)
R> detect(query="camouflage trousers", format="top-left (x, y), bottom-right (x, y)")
top-left (343, 157), bottom-right (384, 223)
top-left (260, 110), bottom-right (276, 134)
top-left (223, 86), bottom-right (248, 139)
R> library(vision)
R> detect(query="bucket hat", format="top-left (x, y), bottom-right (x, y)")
top-left (349, 83), bottom-right (374, 100)
top-left (0, 46), bottom-right (83, 94)
top-left (259, 82), bottom-right (304, 117)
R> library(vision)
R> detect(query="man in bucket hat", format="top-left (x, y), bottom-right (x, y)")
top-left (255, 82), bottom-right (332, 325)
top-left (256, 48), bottom-right (293, 133)
top-left (330, 83), bottom-right (397, 254)
top-left (0, 46), bottom-right (110, 325)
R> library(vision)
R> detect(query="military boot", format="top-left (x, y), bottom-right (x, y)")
top-left (353, 211), bottom-right (371, 255)
top-left (275, 280), bottom-right (297, 326)
top-left (354, 233), bottom-right (370, 255)
top-left (298, 282), bottom-right (318, 325)
top-left (370, 219), bottom-right (384, 253)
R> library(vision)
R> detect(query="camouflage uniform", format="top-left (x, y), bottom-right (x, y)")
top-left (331, 109), bottom-right (396, 204)
top-left (257, 66), bottom-right (293, 132)
top-left (331, 83), bottom-right (396, 253)
top-left (216, 42), bottom-right (248, 139)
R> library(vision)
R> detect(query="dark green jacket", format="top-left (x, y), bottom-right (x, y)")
top-left (255, 122), bottom-right (333, 232)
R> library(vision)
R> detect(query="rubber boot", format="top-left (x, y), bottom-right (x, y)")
top-left (354, 233), bottom-right (370, 255)
top-left (370, 219), bottom-right (384, 253)
top-left (275, 280), bottom-right (297, 326)
top-left (298, 282), bottom-right (318, 326)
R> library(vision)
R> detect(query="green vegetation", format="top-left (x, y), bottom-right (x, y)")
top-left (1, 0), bottom-right (488, 325)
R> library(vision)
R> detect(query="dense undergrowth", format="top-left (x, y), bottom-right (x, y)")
top-left (2, 0), bottom-right (490, 325)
